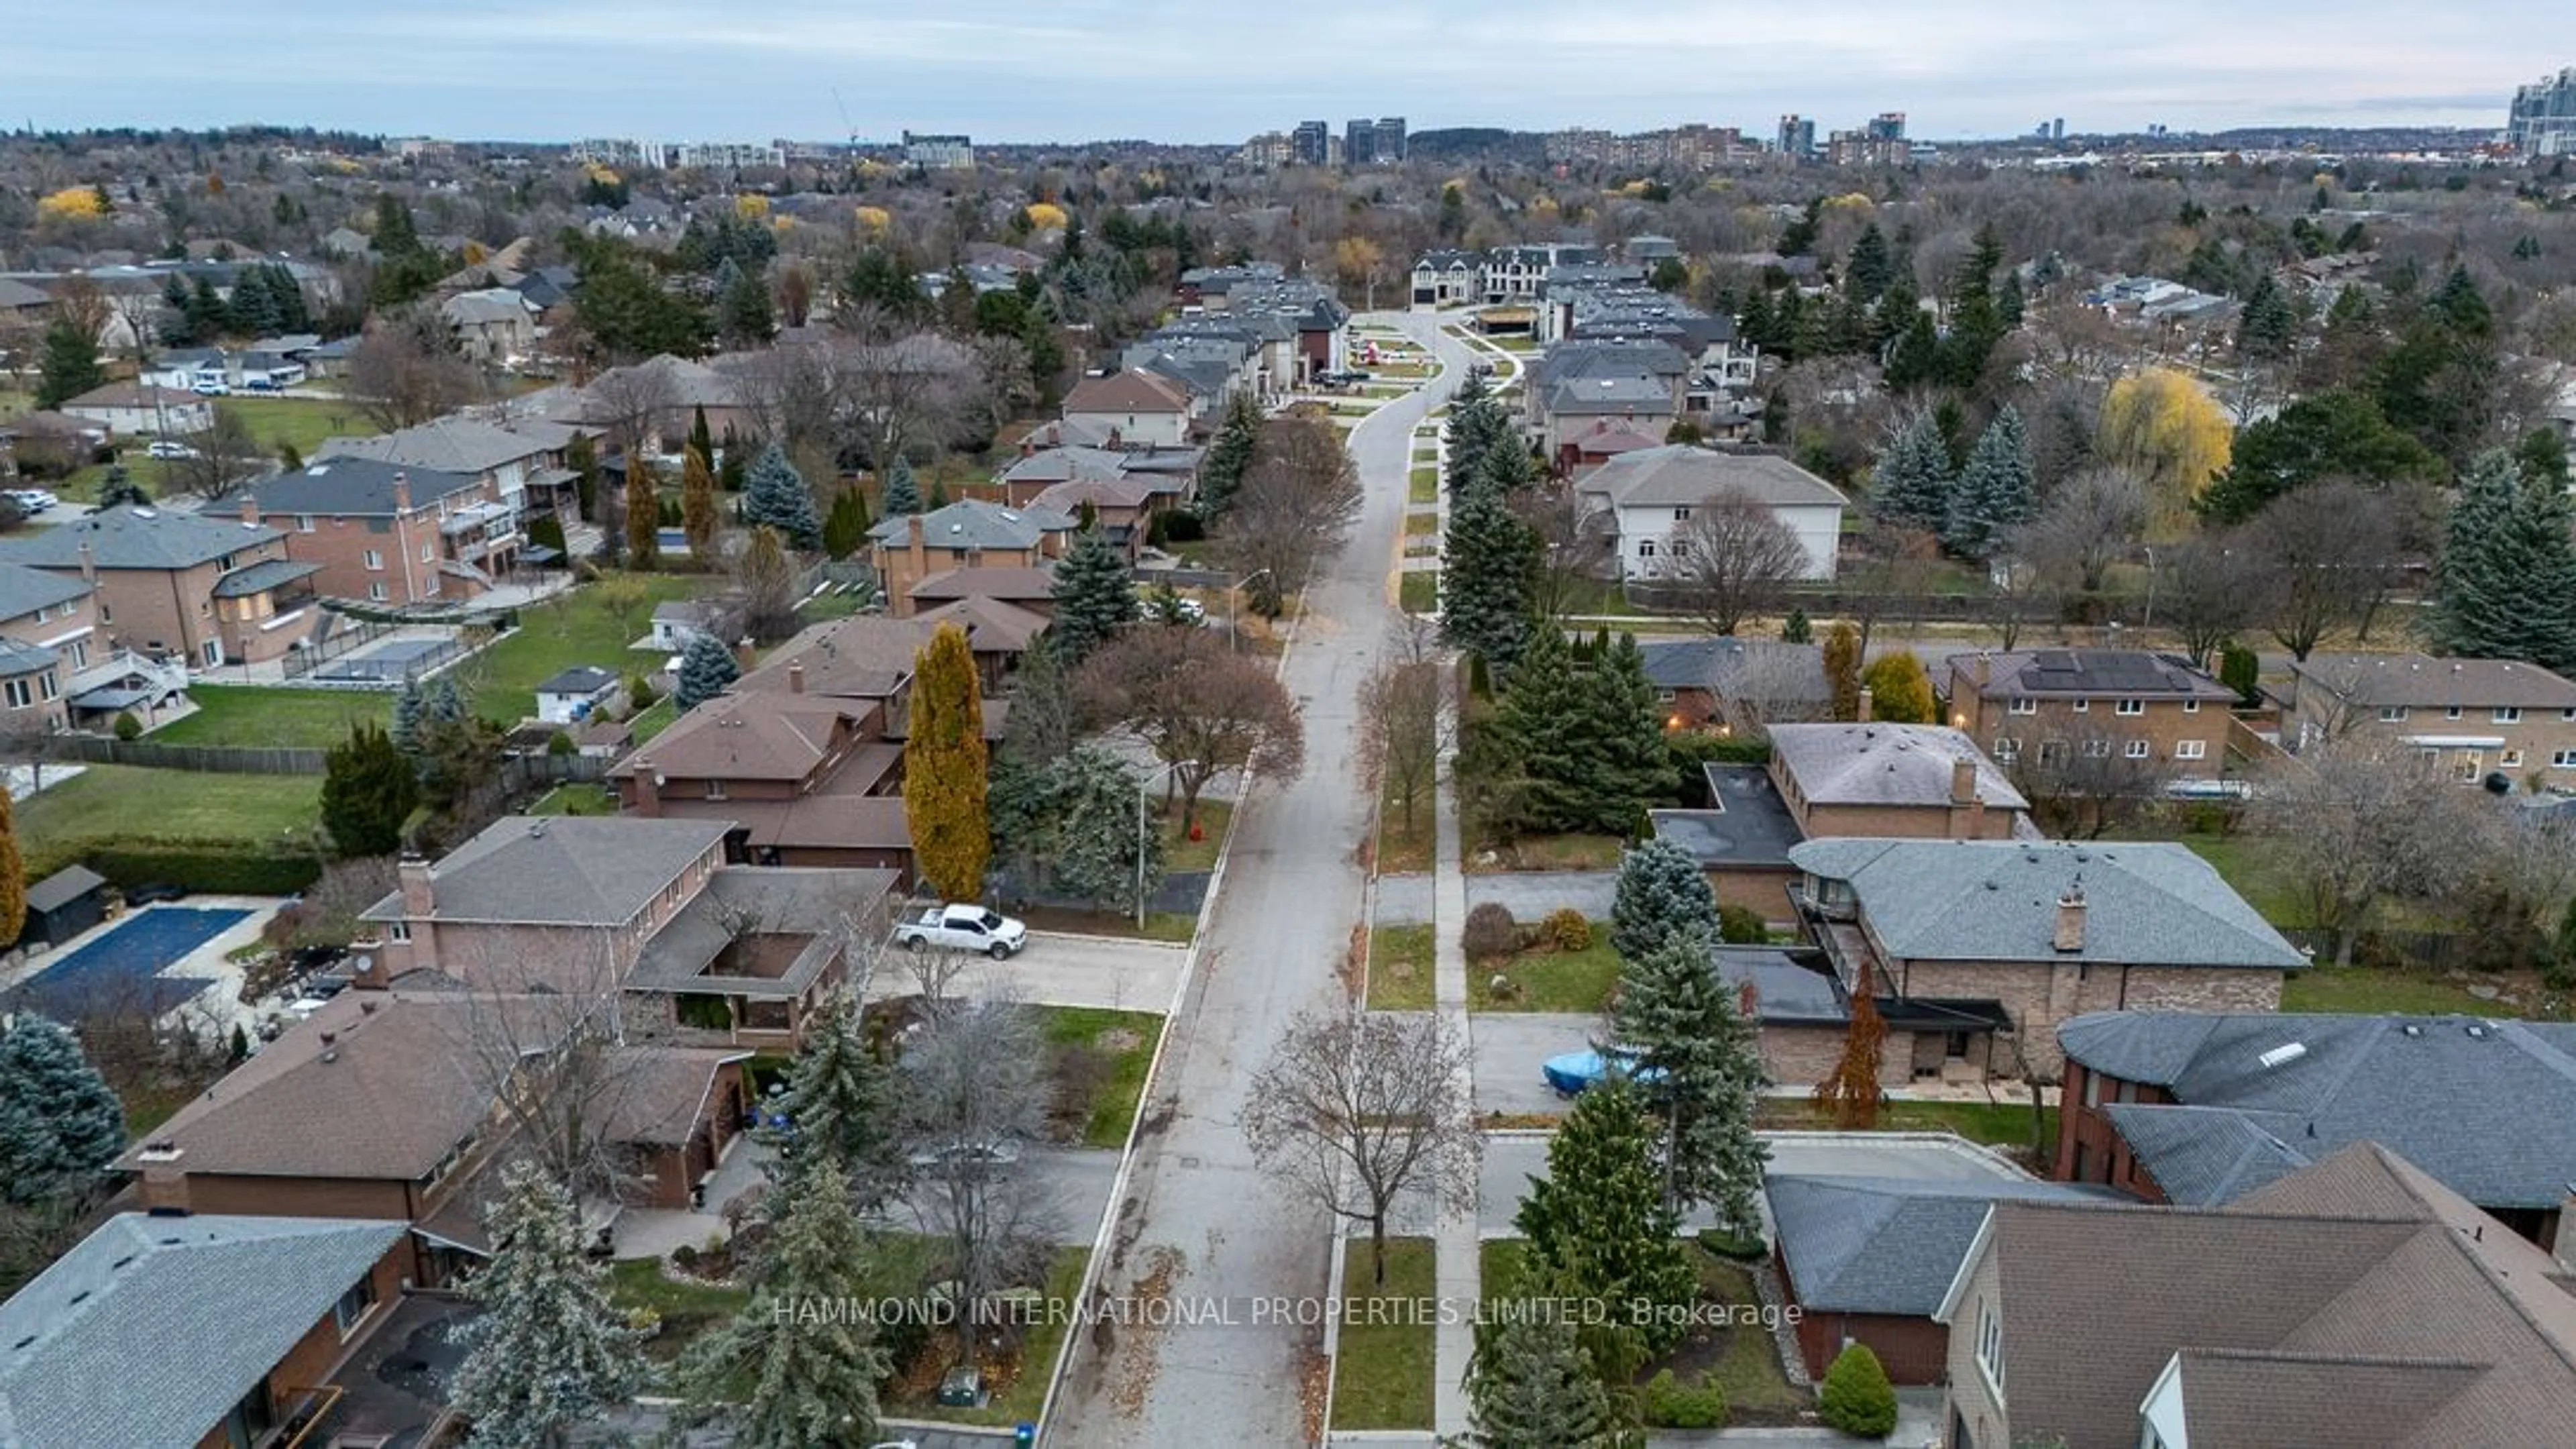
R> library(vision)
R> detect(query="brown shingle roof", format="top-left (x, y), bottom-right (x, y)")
top-left (1062, 368), bottom-right (1191, 416)
top-left (908, 565), bottom-right (1057, 606)
top-left (614, 695), bottom-right (875, 784)
top-left (914, 595), bottom-right (1050, 653)
top-left (598, 1047), bottom-right (749, 1146)
top-left (735, 615), bottom-right (936, 700)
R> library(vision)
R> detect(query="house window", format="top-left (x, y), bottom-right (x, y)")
top-left (2495, 706), bottom-right (2524, 724)
top-left (421, 541), bottom-right (435, 563)
top-left (1976, 1300), bottom-right (2005, 1393)
top-left (1991, 737), bottom-right (2020, 763)
top-left (2008, 697), bottom-right (2037, 715)
top-left (334, 1274), bottom-right (378, 1335)
top-left (1668, 538), bottom-right (1693, 557)
top-left (2125, 739), bottom-right (2151, 759)
top-left (1672, 506), bottom-right (1693, 521)
top-left (1656, 689), bottom-right (1676, 703)
top-left (37, 672), bottom-right (56, 702)
top-left (368, 582), bottom-right (389, 602)
top-left (2175, 740), bottom-right (2207, 760)
top-left (2115, 699), bottom-right (2144, 716)
top-left (2081, 738), bottom-right (2112, 758)
top-left (2555, 751), bottom-right (2576, 769)
top-left (2379, 706), bottom-right (2409, 722)
top-left (2446, 705), bottom-right (2463, 720)
top-left (2039, 740), bottom-right (2068, 765)
top-left (297, 514), bottom-right (315, 532)
top-left (202, 639), bottom-right (220, 667)
top-left (2183, 699), bottom-right (2200, 713)
top-left (2503, 749), bottom-right (2526, 769)
top-left (2, 680), bottom-right (28, 709)
top-left (66, 641), bottom-right (87, 669)
top-left (2562, 708), bottom-right (2576, 722)
top-left (1636, 540), bottom-right (1656, 558)
top-left (2072, 698), bottom-right (2088, 712)
top-left (388, 920), bottom-right (411, 943)
top-left (705, 780), bottom-right (729, 800)
top-left (364, 549), bottom-right (384, 570)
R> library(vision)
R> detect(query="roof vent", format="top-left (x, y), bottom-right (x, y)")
top-left (2258, 1042), bottom-right (2307, 1070)
top-left (132, 507), bottom-right (156, 519)
top-left (2402, 1023), bottom-right (2423, 1037)
top-left (2467, 1024), bottom-right (2489, 1040)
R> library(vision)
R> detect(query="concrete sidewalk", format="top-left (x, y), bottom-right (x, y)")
top-left (1429, 631), bottom-right (1478, 1441)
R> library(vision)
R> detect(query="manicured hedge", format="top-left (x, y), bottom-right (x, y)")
top-left (76, 845), bottom-right (323, 896)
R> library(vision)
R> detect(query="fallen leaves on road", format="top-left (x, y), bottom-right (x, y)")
top-left (1337, 920), bottom-right (1367, 1002)
top-left (1108, 1244), bottom-right (1185, 1419)
top-left (1297, 1334), bottom-right (1332, 1443)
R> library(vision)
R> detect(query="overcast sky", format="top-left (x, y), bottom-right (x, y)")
top-left (2, 3), bottom-right (2555, 143)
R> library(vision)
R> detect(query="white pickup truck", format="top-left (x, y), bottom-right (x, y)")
top-left (893, 904), bottom-right (1029, 959)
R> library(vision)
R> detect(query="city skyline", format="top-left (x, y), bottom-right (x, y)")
top-left (0, 2), bottom-right (2555, 145)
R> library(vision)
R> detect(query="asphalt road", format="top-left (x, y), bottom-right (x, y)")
top-left (1047, 314), bottom-right (1466, 1446)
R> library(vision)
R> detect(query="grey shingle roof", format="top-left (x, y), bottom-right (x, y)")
top-left (2292, 651), bottom-right (2576, 710)
top-left (208, 557), bottom-right (321, 599)
top-left (1544, 374), bottom-right (1676, 417)
top-left (0, 561), bottom-right (88, 622)
top-left (1785, 839), bottom-right (2305, 970)
top-left (250, 455), bottom-right (482, 517)
top-left (0, 638), bottom-right (56, 678)
top-left (1768, 1175), bottom-right (2118, 1315)
top-left (0, 506), bottom-right (284, 572)
top-left (867, 499), bottom-right (1075, 553)
top-left (1768, 722), bottom-right (2026, 812)
top-left (2064, 1010), bottom-right (2576, 1210)
top-left (0, 1213), bottom-right (406, 1449)
top-left (1577, 445), bottom-right (1847, 510)
top-left (537, 665), bottom-right (617, 695)
top-left (1636, 637), bottom-right (1827, 702)
top-left (2100, 1103), bottom-right (2311, 1203)
top-left (319, 416), bottom-right (558, 477)
top-left (628, 866), bottom-right (898, 996)
top-left (360, 815), bottom-right (731, 926)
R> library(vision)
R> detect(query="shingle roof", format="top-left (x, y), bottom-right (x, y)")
top-left (627, 866), bottom-right (898, 996)
top-left (1577, 445), bottom-right (1847, 510)
top-left (867, 498), bottom-right (1075, 553)
top-left (253, 455), bottom-right (482, 517)
top-left (1636, 637), bottom-right (1829, 706)
top-left (736, 614), bottom-right (936, 700)
top-left (616, 695), bottom-right (878, 784)
top-left (2100, 1103), bottom-right (2312, 1203)
top-left (0, 1213), bottom-right (406, 1449)
top-left (1062, 368), bottom-right (1191, 415)
top-left (360, 815), bottom-right (730, 926)
top-left (319, 415), bottom-right (557, 477)
top-left (207, 557), bottom-right (321, 599)
top-left (1768, 722), bottom-right (2026, 812)
top-left (0, 561), bottom-right (89, 621)
top-left (914, 595), bottom-right (1051, 653)
top-left (1948, 648), bottom-right (2233, 702)
top-left (2063, 1011), bottom-right (2576, 1209)
top-left (2292, 651), bottom-right (2576, 710)
top-left (0, 506), bottom-right (284, 572)
top-left (1784, 839), bottom-right (2306, 970)
top-left (1544, 374), bottom-right (1676, 417)
top-left (908, 564), bottom-right (1058, 604)
top-left (599, 1047), bottom-right (750, 1145)
top-left (1768, 1175), bottom-right (2118, 1315)
top-left (0, 639), bottom-right (56, 678)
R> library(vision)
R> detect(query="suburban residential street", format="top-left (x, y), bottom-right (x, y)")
top-left (1048, 314), bottom-right (1466, 1446)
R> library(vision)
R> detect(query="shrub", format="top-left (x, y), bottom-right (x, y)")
top-left (1819, 1342), bottom-right (1898, 1438)
top-left (1642, 1368), bottom-right (1728, 1430)
top-left (1463, 902), bottom-right (1518, 961)
top-left (1160, 508), bottom-right (1205, 543)
top-left (1699, 1226), bottom-right (1768, 1261)
top-left (111, 711), bottom-right (142, 741)
top-left (545, 729), bottom-right (578, 756)
top-left (1717, 904), bottom-right (1766, 944)
top-left (80, 845), bottom-right (321, 896)
top-left (1538, 908), bottom-right (1591, 952)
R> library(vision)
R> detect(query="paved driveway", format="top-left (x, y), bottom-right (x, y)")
top-left (863, 932), bottom-right (1184, 1014)
top-left (1469, 1012), bottom-right (1601, 1116)
top-left (889, 1144), bottom-right (1122, 1248)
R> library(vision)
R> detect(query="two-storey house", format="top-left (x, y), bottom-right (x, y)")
top-left (0, 505), bottom-right (318, 667)
top-left (866, 501), bottom-right (1074, 616)
top-left (1575, 446), bottom-right (1845, 584)
top-left (2288, 651), bottom-right (2576, 784)
top-left (246, 458), bottom-right (517, 603)
top-left (1946, 649), bottom-right (2235, 781)
top-left (0, 562), bottom-right (93, 733)
top-left (1060, 369), bottom-right (1194, 449)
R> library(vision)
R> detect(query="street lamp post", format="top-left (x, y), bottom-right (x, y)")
top-left (2141, 545), bottom-right (2159, 633)
top-left (1136, 759), bottom-right (1182, 928)
top-left (1231, 567), bottom-right (1273, 653)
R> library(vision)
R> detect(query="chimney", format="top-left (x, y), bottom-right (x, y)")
top-left (76, 540), bottom-right (99, 585)
top-left (1949, 757), bottom-right (1977, 806)
top-left (1857, 686), bottom-right (1874, 723)
top-left (2554, 1189), bottom-right (2576, 1274)
top-left (136, 1142), bottom-right (189, 1213)
top-left (238, 494), bottom-right (260, 527)
top-left (733, 635), bottom-right (756, 670)
top-left (906, 513), bottom-right (927, 586)
top-left (788, 661), bottom-right (806, 695)
top-left (392, 471), bottom-right (413, 515)
top-left (632, 755), bottom-right (662, 816)
top-left (1019, 437), bottom-right (1035, 459)
top-left (397, 854), bottom-right (434, 916)
top-left (2054, 885), bottom-right (2088, 953)
top-left (1973, 653), bottom-right (1992, 688)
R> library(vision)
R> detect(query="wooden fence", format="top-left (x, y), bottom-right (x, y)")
top-left (44, 735), bottom-right (329, 775)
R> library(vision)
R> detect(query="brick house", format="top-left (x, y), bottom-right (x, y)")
top-left (2055, 1010), bottom-right (2576, 1255)
top-left (1933, 1142), bottom-right (2576, 1449)
top-left (866, 501), bottom-right (1074, 616)
top-left (318, 413), bottom-right (590, 529)
top-left (2288, 651), bottom-right (2576, 785)
top-left (1766, 722), bottom-right (2033, 841)
top-left (0, 1213), bottom-right (410, 1449)
top-left (1765, 1175), bottom-right (2118, 1385)
top-left (246, 457), bottom-right (519, 604)
top-left (1945, 649), bottom-right (2235, 781)
top-left (1638, 636), bottom-right (1827, 735)
top-left (0, 561), bottom-right (92, 733)
top-left (1059, 368), bottom-right (1193, 449)
top-left (0, 504), bottom-right (319, 667)
top-left (1788, 838), bottom-right (2304, 1081)
top-left (1650, 766), bottom-right (1809, 925)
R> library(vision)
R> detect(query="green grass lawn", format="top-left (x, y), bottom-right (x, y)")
top-left (1409, 466), bottom-right (1438, 503)
top-left (460, 574), bottom-right (700, 722)
top-left (19, 765), bottom-right (324, 875)
top-left (1399, 572), bottom-right (1438, 614)
top-left (2282, 965), bottom-right (2517, 1016)
top-left (2175, 832), bottom-right (2308, 924)
top-left (1403, 511), bottom-right (1439, 537)
top-left (528, 783), bottom-right (619, 816)
top-left (1474, 928), bottom-right (1621, 1013)
top-left (1040, 1006), bottom-right (1166, 1148)
top-left (885, 1244), bottom-right (1089, 1427)
top-left (1330, 1236), bottom-right (1436, 1431)
top-left (1481, 1238), bottom-right (1807, 1424)
top-left (222, 396), bottom-right (383, 458)
top-left (1757, 1097), bottom-right (2055, 1151)
top-left (148, 684), bottom-right (384, 748)
top-left (1015, 905), bottom-right (1198, 944)
top-left (608, 1257), bottom-right (750, 1386)
top-left (1470, 833), bottom-right (1627, 873)
top-left (627, 696), bottom-right (679, 743)
top-left (1367, 924), bottom-right (1436, 1011)
top-left (1377, 782), bottom-right (1436, 875)
top-left (1159, 798), bottom-right (1232, 873)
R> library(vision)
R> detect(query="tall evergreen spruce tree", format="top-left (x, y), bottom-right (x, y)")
top-left (1869, 412), bottom-right (1953, 531)
top-left (1469, 1310), bottom-right (1619, 1449)
top-left (1197, 391), bottom-right (1263, 515)
top-left (879, 455), bottom-right (923, 516)
top-left (1047, 527), bottom-right (1141, 666)
top-left (321, 723), bottom-right (419, 859)
top-left (762, 991), bottom-right (906, 1208)
top-left (1943, 405), bottom-right (2035, 559)
top-left (675, 633), bottom-right (740, 710)
top-left (447, 1162), bottom-right (645, 1445)
top-left (2432, 448), bottom-right (2576, 673)
top-left (742, 442), bottom-right (822, 548)
top-left (1609, 837), bottom-right (1722, 961)
top-left (1440, 484), bottom-right (1538, 667)
top-left (0, 1015), bottom-right (125, 1202)
top-left (1574, 633), bottom-right (1676, 835)
top-left (1609, 937), bottom-right (1769, 1232)
top-left (1514, 1080), bottom-right (1697, 1363)
top-left (1492, 625), bottom-right (1585, 830)
top-left (1444, 372), bottom-right (1516, 496)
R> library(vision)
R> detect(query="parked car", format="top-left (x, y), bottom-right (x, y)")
top-left (241, 377), bottom-right (283, 393)
top-left (1542, 1046), bottom-right (1667, 1098)
top-left (894, 903), bottom-right (1029, 959)
top-left (3, 488), bottom-right (57, 513)
top-left (146, 440), bottom-right (200, 460)
top-left (190, 380), bottom-right (229, 396)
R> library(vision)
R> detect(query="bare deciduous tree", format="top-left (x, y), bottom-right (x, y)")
top-left (1361, 658), bottom-right (1449, 837)
top-left (2005, 715), bottom-right (2178, 840)
top-left (2012, 465), bottom-right (2147, 602)
top-left (346, 309), bottom-right (482, 431)
top-left (165, 405), bottom-right (270, 498)
top-left (898, 999), bottom-right (1059, 1350)
top-left (1242, 1010), bottom-right (1481, 1285)
top-left (2239, 480), bottom-right (2406, 661)
top-left (1075, 625), bottom-right (1305, 833)
top-left (1666, 485), bottom-right (1809, 635)
top-left (2153, 533), bottom-right (2264, 669)
top-left (1218, 415), bottom-right (1362, 616)
top-left (2259, 739), bottom-right (2490, 966)
top-left (1512, 483), bottom-right (1614, 622)
top-left (580, 358), bottom-right (682, 462)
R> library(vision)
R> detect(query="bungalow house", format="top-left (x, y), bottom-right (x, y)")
top-left (1788, 837), bottom-right (2304, 1081)
top-left (1946, 649), bottom-right (2236, 782)
top-left (0, 561), bottom-right (94, 733)
top-left (0, 505), bottom-right (317, 667)
top-left (1638, 636), bottom-right (1828, 735)
top-left (0, 1213), bottom-right (411, 1449)
top-left (1576, 446), bottom-right (1845, 584)
top-left (1766, 1175), bottom-right (2119, 1384)
top-left (1765, 722), bottom-right (2032, 841)
top-left (2055, 1009), bottom-right (2576, 1255)
top-left (2287, 651), bottom-right (2576, 784)
top-left (866, 500), bottom-right (1075, 616)
top-left (1934, 1142), bottom-right (2576, 1449)
top-left (60, 382), bottom-right (211, 437)
top-left (1061, 369), bottom-right (1193, 449)
top-left (245, 458), bottom-right (515, 604)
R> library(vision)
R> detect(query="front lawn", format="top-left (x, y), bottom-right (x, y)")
top-left (1473, 927), bottom-right (1621, 1014)
top-left (1040, 1006), bottom-right (1165, 1148)
top-left (19, 765), bottom-right (323, 875)
top-left (1482, 1238), bottom-right (1806, 1424)
top-left (461, 574), bottom-right (700, 722)
top-left (1409, 467), bottom-right (1438, 504)
top-left (1467, 833), bottom-right (1627, 873)
top-left (1756, 1097), bottom-right (2055, 1151)
top-left (149, 685), bottom-right (384, 748)
top-left (607, 1257), bottom-right (751, 1387)
top-left (1157, 798), bottom-right (1232, 873)
top-left (1399, 572), bottom-right (1438, 614)
top-left (885, 1244), bottom-right (1089, 1428)
top-left (1014, 905), bottom-right (1197, 945)
top-left (1366, 924), bottom-right (1436, 1011)
top-left (1330, 1236), bottom-right (1437, 1431)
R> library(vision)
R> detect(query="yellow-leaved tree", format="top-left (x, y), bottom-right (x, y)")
top-left (904, 623), bottom-right (989, 904)
top-left (1022, 202), bottom-right (1069, 233)
top-left (733, 194), bottom-right (771, 221)
top-left (2098, 368), bottom-right (2233, 536)
top-left (681, 445), bottom-right (720, 561)
top-left (853, 205), bottom-right (892, 238)
top-left (1858, 651), bottom-right (1937, 724)
top-left (1333, 235), bottom-right (1383, 292)
top-left (36, 186), bottom-right (106, 221)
